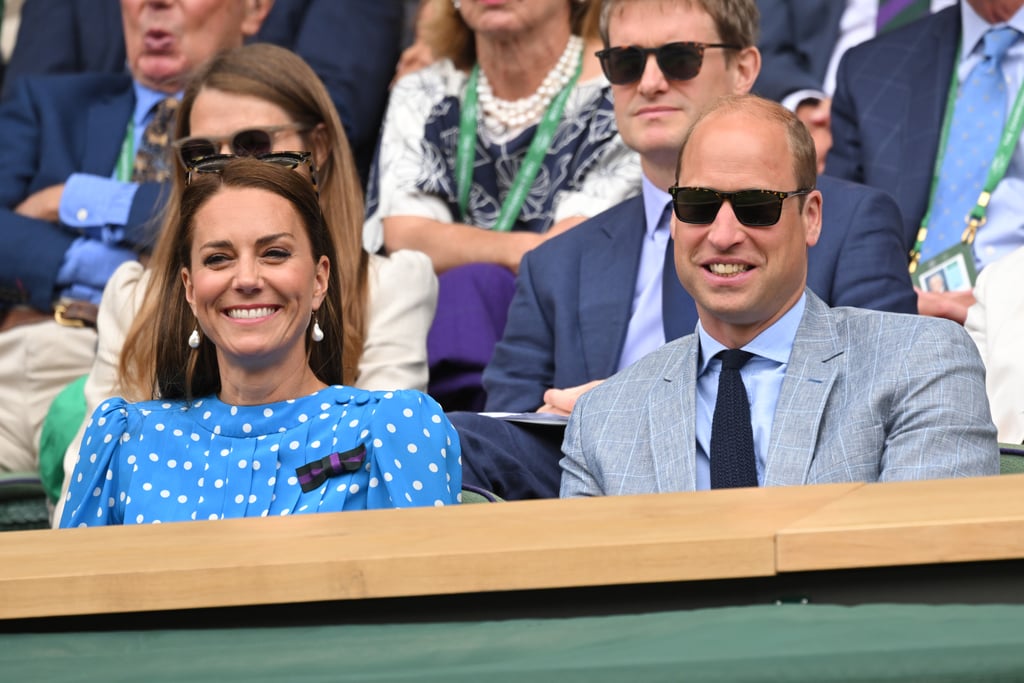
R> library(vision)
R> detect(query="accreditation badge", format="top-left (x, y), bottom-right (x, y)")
top-left (914, 241), bottom-right (978, 293)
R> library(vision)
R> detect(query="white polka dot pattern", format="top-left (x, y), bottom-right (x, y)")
top-left (59, 387), bottom-right (462, 527)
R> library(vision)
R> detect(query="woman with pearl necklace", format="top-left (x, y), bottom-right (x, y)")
top-left (367, 0), bottom-right (641, 410)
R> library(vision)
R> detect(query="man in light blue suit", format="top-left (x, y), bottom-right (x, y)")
top-left (452, 0), bottom-right (916, 501)
top-left (560, 94), bottom-right (998, 497)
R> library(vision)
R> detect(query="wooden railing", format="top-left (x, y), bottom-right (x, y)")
top-left (2, 475), bottom-right (1023, 620)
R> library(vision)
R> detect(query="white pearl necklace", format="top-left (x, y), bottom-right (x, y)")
top-left (477, 34), bottom-right (583, 136)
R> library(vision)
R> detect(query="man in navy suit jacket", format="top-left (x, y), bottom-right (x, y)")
top-left (451, 0), bottom-right (915, 501)
top-left (0, 0), bottom-right (271, 474)
top-left (753, 0), bottom-right (955, 173)
top-left (754, 0), bottom-right (844, 103)
top-left (827, 1), bottom-right (1024, 323)
top-left (1, 0), bottom-right (403, 185)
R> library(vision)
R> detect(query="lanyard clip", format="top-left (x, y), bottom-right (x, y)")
top-left (962, 192), bottom-right (991, 244)
top-left (962, 216), bottom-right (986, 245)
top-left (907, 225), bottom-right (928, 274)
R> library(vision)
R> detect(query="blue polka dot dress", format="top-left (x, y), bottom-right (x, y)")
top-left (59, 386), bottom-right (462, 527)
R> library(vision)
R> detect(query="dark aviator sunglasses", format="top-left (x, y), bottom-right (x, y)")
top-left (595, 41), bottom-right (740, 85)
top-left (183, 151), bottom-right (321, 200)
top-left (172, 123), bottom-right (308, 169)
top-left (668, 187), bottom-right (814, 228)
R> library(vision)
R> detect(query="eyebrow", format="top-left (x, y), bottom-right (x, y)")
top-left (197, 232), bottom-right (297, 251)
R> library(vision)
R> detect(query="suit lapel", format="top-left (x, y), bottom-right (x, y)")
top-left (651, 337), bottom-right (699, 491)
top-left (763, 292), bottom-right (841, 486)
top-left (809, 1), bottom-right (846, 80)
top-left (82, 82), bottom-right (135, 177)
top-left (578, 196), bottom-right (646, 378)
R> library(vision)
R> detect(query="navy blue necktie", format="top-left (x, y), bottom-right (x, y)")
top-left (662, 236), bottom-right (682, 340)
top-left (662, 235), bottom-right (699, 340)
top-left (710, 349), bottom-right (758, 489)
top-left (662, 199), bottom-right (700, 339)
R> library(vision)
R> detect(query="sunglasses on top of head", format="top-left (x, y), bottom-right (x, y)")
top-left (595, 41), bottom-right (741, 85)
top-left (184, 151), bottom-right (321, 199)
top-left (668, 187), bottom-right (814, 228)
top-left (172, 122), bottom-right (309, 169)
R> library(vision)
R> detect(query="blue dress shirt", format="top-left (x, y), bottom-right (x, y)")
top-left (693, 293), bottom-right (806, 489)
top-left (55, 82), bottom-right (173, 303)
top-left (616, 176), bottom-right (672, 372)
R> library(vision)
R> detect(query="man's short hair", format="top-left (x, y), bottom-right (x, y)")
top-left (676, 95), bottom-right (818, 193)
top-left (598, 0), bottom-right (760, 51)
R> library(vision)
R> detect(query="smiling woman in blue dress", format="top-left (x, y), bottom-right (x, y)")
top-left (60, 158), bottom-right (461, 527)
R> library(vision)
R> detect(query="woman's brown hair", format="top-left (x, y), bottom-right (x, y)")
top-left (155, 158), bottom-right (343, 400)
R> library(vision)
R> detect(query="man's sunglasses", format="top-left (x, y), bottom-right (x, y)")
top-left (595, 42), bottom-right (740, 85)
top-left (184, 151), bottom-right (320, 199)
top-left (668, 187), bottom-right (814, 227)
top-left (173, 123), bottom-right (308, 169)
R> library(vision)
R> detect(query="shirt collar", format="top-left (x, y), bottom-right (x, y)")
top-left (132, 81), bottom-right (181, 128)
top-left (960, 1), bottom-right (1024, 62)
top-left (641, 174), bottom-right (672, 239)
top-left (696, 292), bottom-right (807, 374)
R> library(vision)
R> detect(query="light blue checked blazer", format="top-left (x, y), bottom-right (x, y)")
top-left (560, 291), bottom-right (999, 497)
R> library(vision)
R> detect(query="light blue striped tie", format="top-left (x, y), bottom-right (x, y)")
top-left (923, 27), bottom-right (1019, 262)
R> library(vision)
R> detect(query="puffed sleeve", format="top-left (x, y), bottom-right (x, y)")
top-left (59, 398), bottom-right (134, 528)
top-left (363, 390), bottom-right (462, 508)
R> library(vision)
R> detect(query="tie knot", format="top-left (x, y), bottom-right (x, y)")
top-left (150, 96), bottom-right (179, 116)
top-left (718, 349), bottom-right (753, 371)
top-left (983, 26), bottom-right (1019, 63)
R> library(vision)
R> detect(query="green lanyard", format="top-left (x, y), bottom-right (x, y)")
top-left (115, 118), bottom-right (136, 183)
top-left (455, 54), bottom-right (582, 232)
top-left (911, 45), bottom-right (1024, 272)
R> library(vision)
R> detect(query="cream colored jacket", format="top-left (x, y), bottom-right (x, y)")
top-left (965, 245), bottom-right (1024, 445)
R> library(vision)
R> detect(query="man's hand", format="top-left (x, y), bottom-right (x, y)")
top-left (538, 379), bottom-right (605, 416)
top-left (915, 288), bottom-right (975, 324)
top-left (15, 184), bottom-right (64, 222)
top-left (796, 98), bottom-right (832, 174)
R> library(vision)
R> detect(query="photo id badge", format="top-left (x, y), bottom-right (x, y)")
top-left (915, 242), bottom-right (978, 293)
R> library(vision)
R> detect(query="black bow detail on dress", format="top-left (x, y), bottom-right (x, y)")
top-left (295, 444), bottom-right (366, 493)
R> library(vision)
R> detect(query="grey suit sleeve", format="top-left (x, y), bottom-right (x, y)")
top-left (880, 320), bottom-right (1000, 480)
top-left (559, 392), bottom-right (603, 497)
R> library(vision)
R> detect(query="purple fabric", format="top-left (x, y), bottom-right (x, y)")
top-left (427, 263), bottom-right (517, 411)
top-left (876, 0), bottom-right (927, 30)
